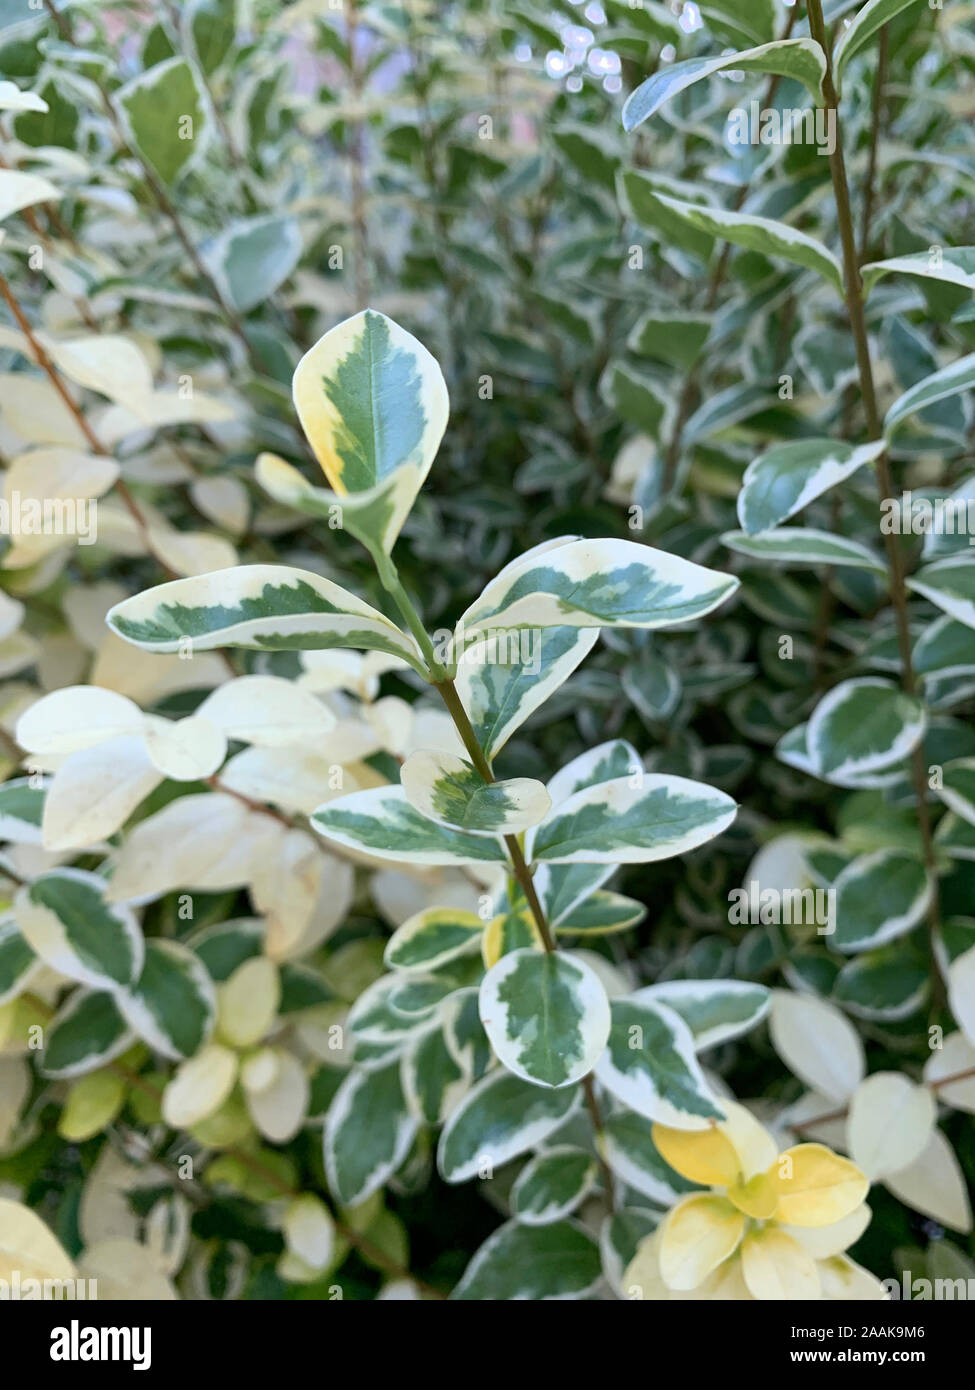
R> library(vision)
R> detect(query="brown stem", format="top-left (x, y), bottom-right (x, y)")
top-left (346, 0), bottom-right (371, 309)
top-left (806, 0), bottom-right (945, 1013)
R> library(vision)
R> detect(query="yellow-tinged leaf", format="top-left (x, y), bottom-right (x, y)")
top-left (720, 1100), bottom-right (779, 1181)
top-left (774, 1143), bottom-right (869, 1228)
top-left (0, 1198), bottom-right (76, 1283)
top-left (741, 1227), bottom-right (821, 1300)
top-left (780, 1202), bottom-right (871, 1259)
top-left (658, 1193), bottom-right (745, 1291)
top-left (651, 1122), bottom-right (742, 1187)
top-left (162, 1044), bottom-right (238, 1128)
top-left (727, 1169), bottom-right (778, 1219)
top-left (59, 1070), bottom-right (127, 1142)
top-left (683, 1252), bottom-right (754, 1300)
top-left (817, 1254), bottom-right (888, 1301)
top-left (623, 1230), bottom-right (670, 1301)
top-left (216, 957), bottom-right (280, 1049)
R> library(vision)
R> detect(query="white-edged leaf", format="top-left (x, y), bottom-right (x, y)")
top-left (401, 750), bottom-right (550, 836)
top-left (831, 850), bottom-right (932, 952)
top-left (451, 1219), bottom-right (601, 1300)
top-left (835, 0), bottom-right (927, 90)
top-left (631, 979), bottom-right (771, 1051)
top-left (14, 869), bottom-right (143, 991)
top-left (595, 997), bottom-right (725, 1129)
top-left (323, 1058), bottom-right (419, 1205)
top-left (479, 948), bottom-right (611, 1088)
top-left (885, 354), bottom-right (975, 436)
top-left (117, 939), bottom-right (216, 1061)
top-left (722, 528), bottom-right (884, 573)
top-left (737, 439), bottom-right (884, 535)
top-left (437, 1068), bottom-right (582, 1183)
top-left (311, 785), bottom-right (508, 866)
top-left (806, 678), bottom-right (926, 781)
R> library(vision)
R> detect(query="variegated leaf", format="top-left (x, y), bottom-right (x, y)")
top-left (106, 564), bottom-right (425, 672)
top-left (291, 309), bottom-right (449, 551)
top-left (631, 980), bottom-right (771, 1051)
top-left (460, 539), bottom-right (738, 635)
top-left (438, 1069), bottom-right (582, 1183)
top-left (479, 949), bottom-right (611, 1088)
top-left (737, 439), bottom-right (884, 535)
top-left (14, 869), bottom-right (143, 992)
top-left (384, 907), bottom-right (483, 973)
top-left (311, 785), bottom-right (508, 865)
top-left (324, 1059), bottom-right (418, 1205)
top-left (594, 998), bottom-right (725, 1129)
top-left (806, 678), bottom-right (926, 781)
top-left (530, 774), bottom-right (737, 865)
top-left (400, 749), bottom-right (550, 836)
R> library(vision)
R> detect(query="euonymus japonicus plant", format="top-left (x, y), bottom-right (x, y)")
top-left (67, 306), bottom-right (875, 1301)
top-left (0, 0), bottom-right (974, 1304)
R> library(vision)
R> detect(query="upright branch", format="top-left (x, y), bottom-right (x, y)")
top-left (805, 0), bottom-right (945, 1011)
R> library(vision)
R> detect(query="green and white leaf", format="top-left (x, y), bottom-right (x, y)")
top-left (384, 907), bottom-right (483, 973)
top-left (311, 785), bottom-right (508, 866)
top-left (722, 528), bottom-right (884, 573)
top-left (511, 1146), bottom-right (599, 1225)
top-left (545, 739), bottom-right (644, 809)
top-left (554, 891), bottom-right (647, 937)
top-left (835, 0), bottom-right (927, 91)
top-left (806, 678), bottom-right (926, 780)
top-left (479, 949), bottom-right (611, 1088)
top-left (530, 774), bottom-right (737, 865)
top-left (622, 39), bottom-right (825, 131)
top-left (401, 1021), bottom-right (469, 1125)
top-left (885, 354), bottom-right (975, 436)
top-left (651, 194), bottom-right (843, 291)
top-left (0, 916), bottom-right (39, 1006)
top-left (915, 617), bottom-right (975, 679)
top-left (862, 248), bottom-right (975, 294)
top-left (907, 557), bottom-right (975, 630)
top-left (831, 850), bottom-right (932, 953)
top-left (400, 750), bottom-right (551, 836)
top-left (0, 776), bottom-right (46, 845)
top-left (107, 564), bottom-right (424, 672)
top-left (291, 309), bottom-right (449, 551)
top-left (41, 990), bottom-right (134, 1080)
top-left (118, 939), bottom-right (216, 1061)
top-left (460, 538), bottom-right (738, 635)
top-left (737, 439), bottom-right (884, 535)
top-left (438, 1069), bottom-right (582, 1183)
top-left (631, 979), bottom-right (771, 1050)
top-left (117, 57), bottom-right (210, 186)
top-left (602, 1110), bottom-right (700, 1204)
top-left (202, 214), bottom-right (302, 313)
top-left (594, 998), bottom-right (725, 1129)
top-left (14, 869), bottom-right (143, 992)
top-left (935, 759), bottom-right (975, 826)
top-left (256, 451), bottom-right (426, 559)
top-left (451, 1219), bottom-right (602, 1300)
top-left (324, 1059), bottom-right (418, 1205)
top-left (453, 625), bottom-right (598, 760)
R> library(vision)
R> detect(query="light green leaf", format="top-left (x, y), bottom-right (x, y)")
top-left (632, 980), bottom-right (771, 1050)
top-left (437, 1069), bottom-right (582, 1183)
top-left (530, 773), bottom-right (737, 865)
top-left (722, 528), bottom-right (884, 572)
top-left (118, 939), bottom-right (215, 1061)
top-left (652, 194), bottom-right (843, 291)
top-left (400, 750), bottom-right (551, 836)
top-left (806, 678), bottom-right (926, 781)
top-left (461, 538), bottom-right (738, 635)
top-left (835, 0), bottom-right (927, 90)
top-left (106, 564), bottom-right (424, 672)
top-left (202, 215), bottom-right (302, 313)
top-left (453, 625), bottom-right (598, 761)
top-left (41, 990), bottom-right (133, 1079)
top-left (384, 907), bottom-right (483, 973)
top-left (291, 309), bottom-right (449, 551)
top-left (594, 997), bottom-right (725, 1128)
top-left (907, 557), bottom-right (975, 630)
top-left (622, 40), bottom-right (825, 131)
top-left (14, 869), bottom-right (143, 992)
top-left (862, 248), bottom-right (975, 294)
top-left (885, 355), bottom-right (975, 436)
top-left (700, 0), bottom-right (775, 45)
top-left (324, 1059), bottom-right (418, 1205)
top-left (451, 1219), bottom-right (602, 1300)
top-left (511, 1147), bottom-right (599, 1225)
top-left (479, 949), bottom-right (610, 1088)
top-left (832, 850), bottom-right (932, 953)
top-left (311, 786), bottom-right (508, 866)
top-left (737, 439), bottom-right (885, 535)
top-left (118, 57), bottom-right (210, 186)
